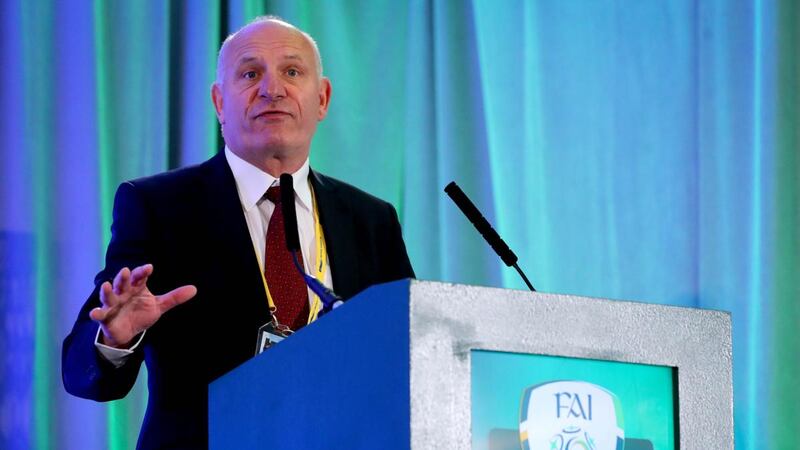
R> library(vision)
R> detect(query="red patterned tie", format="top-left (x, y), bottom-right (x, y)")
top-left (264, 185), bottom-right (309, 331)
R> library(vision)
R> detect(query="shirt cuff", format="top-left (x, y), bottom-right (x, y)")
top-left (94, 326), bottom-right (146, 368)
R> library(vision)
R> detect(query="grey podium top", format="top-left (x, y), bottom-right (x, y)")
top-left (408, 280), bottom-right (732, 450)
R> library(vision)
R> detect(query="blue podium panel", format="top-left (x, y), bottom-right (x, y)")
top-left (209, 279), bottom-right (412, 450)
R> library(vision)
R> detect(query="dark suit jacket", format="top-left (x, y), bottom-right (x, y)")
top-left (62, 151), bottom-right (414, 449)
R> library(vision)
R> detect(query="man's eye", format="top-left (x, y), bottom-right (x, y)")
top-left (286, 68), bottom-right (300, 77)
top-left (243, 71), bottom-right (257, 79)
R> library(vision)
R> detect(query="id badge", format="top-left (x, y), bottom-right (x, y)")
top-left (255, 321), bottom-right (288, 355)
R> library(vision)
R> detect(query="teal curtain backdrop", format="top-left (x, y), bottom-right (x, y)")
top-left (1, 0), bottom-right (797, 449)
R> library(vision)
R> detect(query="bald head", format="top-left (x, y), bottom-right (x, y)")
top-left (216, 16), bottom-right (323, 84)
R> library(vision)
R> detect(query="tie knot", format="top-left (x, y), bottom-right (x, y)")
top-left (265, 185), bottom-right (281, 204)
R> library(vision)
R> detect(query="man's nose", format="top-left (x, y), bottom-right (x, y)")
top-left (259, 72), bottom-right (286, 101)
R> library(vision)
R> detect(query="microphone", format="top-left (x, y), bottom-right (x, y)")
top-left (444, 181), bottom-right (536, 291)
top-left (280, 174), bottom-right (302, 252)
top-left (279, 174), bottom-right (343, 314)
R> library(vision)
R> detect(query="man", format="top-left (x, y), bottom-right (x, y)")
top-left (62, 17), bottom-right (414, 449)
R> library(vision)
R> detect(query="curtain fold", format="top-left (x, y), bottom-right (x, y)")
top-left (0, 1), bottom-right (796, 448)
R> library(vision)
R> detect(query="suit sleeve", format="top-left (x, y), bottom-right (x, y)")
top-left (383, 203), bottom-right (416, 281)
top-left (62, 182), bottom-right (150, 401)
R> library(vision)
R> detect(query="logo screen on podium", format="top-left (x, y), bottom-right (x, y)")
top-left (471, 350), bottom-right (676, 450)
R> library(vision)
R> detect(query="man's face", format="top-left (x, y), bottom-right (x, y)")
top-left (212, 22), bottom-right (331, 161)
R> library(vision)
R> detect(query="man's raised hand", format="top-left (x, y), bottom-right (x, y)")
top-left (89, 264), bottom-right (197, 348)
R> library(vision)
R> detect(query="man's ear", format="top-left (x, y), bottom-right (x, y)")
top-left (211, 83), bottom-right (225, 124)
top-left (317, 77), bottom-right (332, 121)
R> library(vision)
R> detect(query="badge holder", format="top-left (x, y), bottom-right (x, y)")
top-left (255, 314), bottom-right (293, 355)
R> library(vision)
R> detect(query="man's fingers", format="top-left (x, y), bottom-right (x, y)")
top-left (157, 285), bottom-right (198, 313)
top-left (99, 281), bottom-right (114, 307)
top-left (130, 264), bottom-right (154, 287)
top-left (112, 267), bottom-right (131, 295)
top-left (90, 306), bottom-right (108, 322)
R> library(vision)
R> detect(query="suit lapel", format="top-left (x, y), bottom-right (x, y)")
top-left (309, 169), bottom-right (361, 299)
top-left (200, 152), bottom-right (270, 316)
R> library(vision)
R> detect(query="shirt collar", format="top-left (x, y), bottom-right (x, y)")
top-left (225, 147), bottom-right (312, 212)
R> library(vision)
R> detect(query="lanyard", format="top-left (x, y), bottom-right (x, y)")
top-left (252, 180), bottom-right (328, 328)
top-left (307, 184), bottom-right (327, 323)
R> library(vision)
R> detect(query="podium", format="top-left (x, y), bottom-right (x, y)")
top-left (209, 279), bottom-right (732, 449)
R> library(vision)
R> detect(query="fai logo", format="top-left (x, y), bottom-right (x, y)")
top-left (519, 381), bottom-right (624, 450)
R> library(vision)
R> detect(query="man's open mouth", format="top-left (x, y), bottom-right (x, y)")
top-left (254, 110), bottom-right (292, 119)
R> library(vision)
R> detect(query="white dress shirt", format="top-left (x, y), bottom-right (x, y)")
top-left (96, 148), bottom-right (333, 366)
top-left (225, 147), bottom-right (333, 294)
